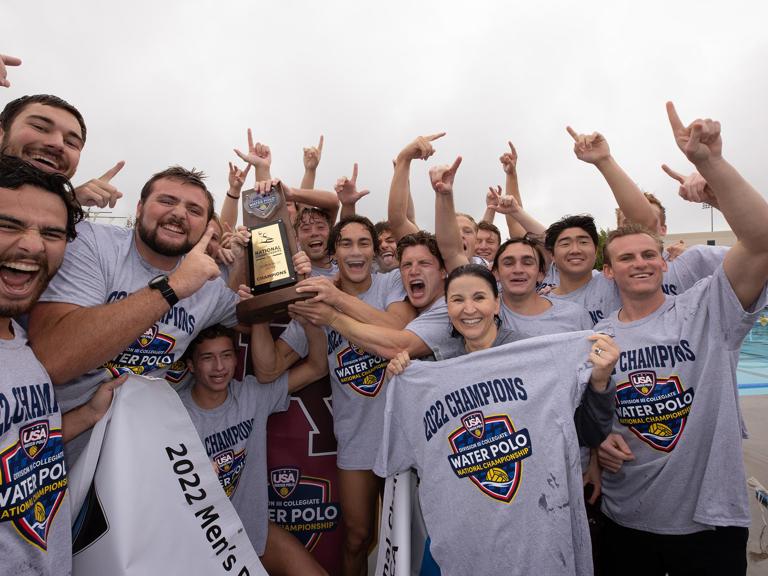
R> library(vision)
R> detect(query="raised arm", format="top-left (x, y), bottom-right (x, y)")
top-left (234, 129), bottom-right (272, 182)
top-left (285, 186), bottom-right (340, 224)
top-left (335, 162), bottom-right (370, 220)
top-left (431, 157), bottom-right (469, 273)
top-left (499, 141), bottom-right (527, 238)
top-left (667, 101), bottom-right (768, 308)
top-left (74, 162), bottom-right (125, 209)
top-left (220, 162), bottom-right (250, 230)
top-left (285, 318), bottom-right (329, 393)
top-left (566, 126), bottom-right (657, 230)
top-left (389, 133), bottom-right (445, 240)
top-left (300, 135), bottom-right (324, 190)
top-left (29, 226), bottom-right (221, 385)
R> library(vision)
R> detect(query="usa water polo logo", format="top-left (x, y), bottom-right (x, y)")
top-left (247, 189), bottom-right (279, 218)
top-left (447, 412), bottom-right (532, 503)
top-left (616, 371), bottom-right (695, 452)
top-left (103, 324), bottom-right (177, 378)
top-left (334, 346), bottom-right (388, 397)
top-left (0, 421), bottom-right (68, 550)
top-left (214, 449), bottom-right (246, 498)
top-left (271, 467), bottom-right (300, 499)
top-left (268, 469), bottom-right (340, 551)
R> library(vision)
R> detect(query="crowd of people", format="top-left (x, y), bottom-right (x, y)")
top-left (1, 54), bottom-right (767, 576)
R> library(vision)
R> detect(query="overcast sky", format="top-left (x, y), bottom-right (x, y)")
top-left (4, 0), bottom-right (767, 235)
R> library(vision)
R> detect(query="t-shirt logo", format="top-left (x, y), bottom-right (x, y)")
top-left (214, 448), bottom-right (246, 498)
top-left (334, 346), bottom-right (388, 397)
top-left (0, 421), bottom-right (68, 550)
top-left (270, 467), bottom-right (299, 499)
top-left (447, 412), bottom-right (532, 503)
top-left (102, 324), bottom-right (177, 378)
top-left (616, 370), bottom-right (695, 452)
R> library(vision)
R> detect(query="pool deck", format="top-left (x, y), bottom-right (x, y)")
top-left (742, 395), bottom-right (768, 574)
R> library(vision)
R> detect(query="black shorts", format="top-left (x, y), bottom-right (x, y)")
top-left (600, 515), bottom-right (747, 576)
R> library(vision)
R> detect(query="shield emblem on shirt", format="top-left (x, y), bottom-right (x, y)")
top-left (629, 370), bottom-right (656, 396)
top-left (270, 467), bottom-right (300, 499)
top-left (462, 411), bottom-right (485, 439)
top-left (138, 325), bottom-right (158, 348)
top-left (20, 421), bottom-right (49, 459)
top-left (214, 450), bottom-right (235, 473)
top-left (246, 189), bottom-right (279, 219)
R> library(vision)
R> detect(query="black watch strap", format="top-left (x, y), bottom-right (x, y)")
top-left (148, 274), bottom-right (179, 307)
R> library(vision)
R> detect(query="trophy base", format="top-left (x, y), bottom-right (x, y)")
top-left (236, 285), bottom-right (314, 324)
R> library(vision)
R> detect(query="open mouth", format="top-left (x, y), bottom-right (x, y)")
top-left (27, 152), bottom-right (62, 172)
top-left (161, 222), bottom-right (186, 236)
top-left (630, 272), bottom-right (652, 279)
top-left (408, 279), bottom-right (426, 298)
top-left (308, 240), bottom-right (324, 250)
top-left (460, 317), bottom-right (483, 327)
top-left (0, 261), bottom-right (41, 295)
top-left (345, 260), bottom-right (366, 271)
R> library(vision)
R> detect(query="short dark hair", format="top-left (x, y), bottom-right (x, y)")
top-left (544, 214), bottom-right (599, 253)
top-left (396, 230), bottom-right (445, 270)
top-left (374, 220), bottom-right (392, 236)
top-left (0, 155), bottom-right (83, 240)
top-left (477, 221), bottom-right (501, 244)
top-left (139, 166), bottom-right (214, 221)
top-left (0, 94), bottom-right (87, 142)
top-left (185, 324), bottom-right (238, 362)
top-left (328, 215), bottom-right (379, 257)
top-left (294, 206), bottom-right (332, 232)
top-left (603, 223), bottom-right (664, 266)
top-left (493, 236), bottom-right (546, 275)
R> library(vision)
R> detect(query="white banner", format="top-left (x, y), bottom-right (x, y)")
top-left (69, 375), bottom-right (266, 575)
top-left (375, 471), bottom-right (412, 576)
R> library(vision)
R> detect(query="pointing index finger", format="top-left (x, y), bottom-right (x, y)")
top-left (666, 101), bottom-right (684, 133)
top-left (426, 132), bottom-right (446, 142)
top-left (318, 135), bottom-right (324, 152)
top-left (100, 161), bottom-right (125, 182)
top-left (449, 156), bottom-right (463, 174)
top-left (661, 164), bottom-right (685, 183)
top-left (566, 126), bottom-right (579, 142)
top-left (351, 162), bottom-right (358, 184)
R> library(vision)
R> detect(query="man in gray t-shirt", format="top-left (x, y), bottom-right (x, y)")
top-left (29, 166), bottom-right (239, 463)
top-left (593, 104), bottom-right (768, 575)
top-left (179, 322), bottom-right (327, 574)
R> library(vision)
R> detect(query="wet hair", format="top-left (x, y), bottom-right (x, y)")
top-left (396, 230), bottom-right (444, 269)
top-left (603, 223), bottom-right (664, 266)
top-left (374, 220), bottom-right (392, 236)
top-left (455, 212), bottom-right (478, 232)
top-left (184, 324), bottom-right (238, 361)
top-left (0, 94), bottom-right (87, 142)
top-left (0, 154), bottom-right (83, 240)
top-left (477, 221), bottom-right (501, 245)
top-left (328, 215), bottom-right (379, 257)
top-left (294, 206), bottom-right (332, 232)
top-left (139, 166), bottom-right (214, 221)
top-left (615, 192), bottom-right (667, 228)
top-left (544, 214), bottom-right (599, 253)
top-left (492, 236), bottom-right (546, 275)
top-left (445, 263), bottom-right (501, 338)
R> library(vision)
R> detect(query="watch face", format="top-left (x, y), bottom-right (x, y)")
top-left (150, 275), bottom-right (168, 289)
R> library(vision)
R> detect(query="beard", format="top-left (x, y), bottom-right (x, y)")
top-left (136, 215), bottom-right (195, 257)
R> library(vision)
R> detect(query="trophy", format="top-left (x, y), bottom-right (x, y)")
top-left (236, 182), bottom-right (311, 323)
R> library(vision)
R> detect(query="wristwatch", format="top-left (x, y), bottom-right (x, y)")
top-left (148, 274), bottom-right (179, 307)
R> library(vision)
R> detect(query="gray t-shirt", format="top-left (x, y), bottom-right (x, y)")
top-left (595, 265), bottom-right (766, 534)
top-left (311, 262), bottom-right (338, 279)
top-left (404, 296), bottom-right (464, 361)
top-left (550, 245), bottom-right (727, 325)
top-left (281, 270), bottom-right (406, 469)
top-left (178, 374), bottom-right (289, 555)
top-left (38, 221), bottom-right (239, 460)
top-left (499, 296), bottom-right (592, 337)
top-left (0, 321), bottom-right (71, 576)
top-left (375, 331), bottom-right (596, 576)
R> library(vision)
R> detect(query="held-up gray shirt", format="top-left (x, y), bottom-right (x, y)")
top-left (178, 375), bottom-right (290, 555)
top-left (375, 331), bottom-right (599, 576)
